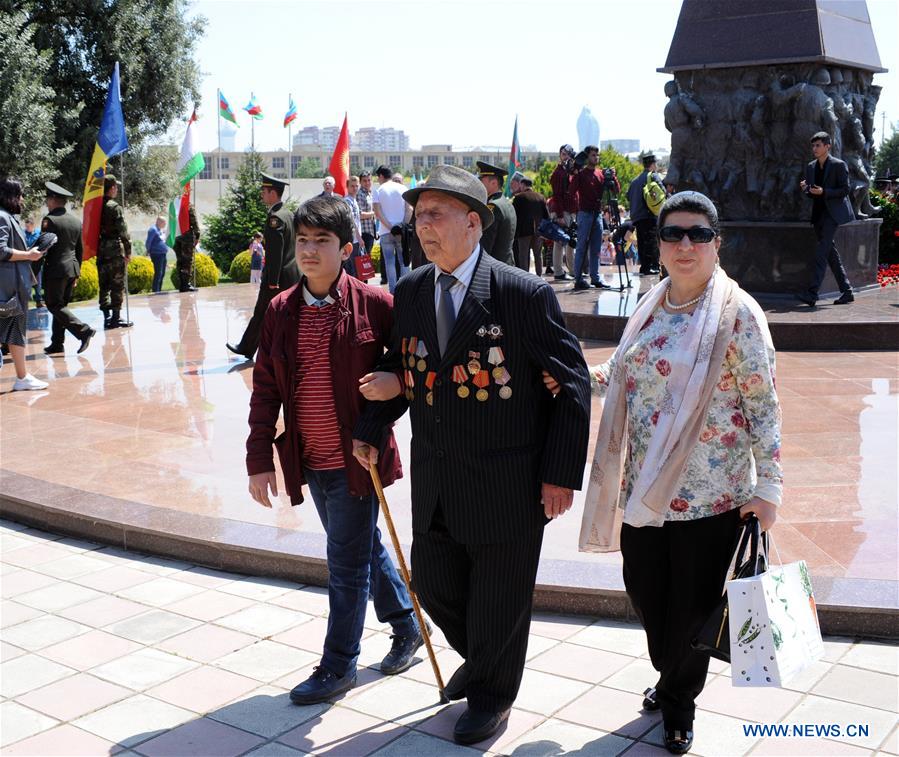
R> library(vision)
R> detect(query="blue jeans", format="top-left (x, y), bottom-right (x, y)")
top-left (574, 211), bottom-right (603, 283)
top-left (379, 233), bottom-right (409, 293)
top-left (150, 253), bottom-right (167, 292)
top-left (304, 467), bottom-right (418, 677)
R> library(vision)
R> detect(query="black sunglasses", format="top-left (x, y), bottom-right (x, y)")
top-left (659, 225), bottom-right (718, 244)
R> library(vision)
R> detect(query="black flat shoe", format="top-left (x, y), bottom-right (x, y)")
top-left (380, 621), bottom-right (430, 675)
top-left (642, 686), bottom-right (660, 712)
top-left (443, 662), bottom-right (468, 701)
top-left (43, 344), bottom-right (64, 355)
top-left (453, 706), bottom-right (510, 745)
top-left (289, 666), bottom-right (356, 705)
top-left (226, 342), bottom-right (252, 359)
top-left (833, 291), bottom-right (855, 305)
top-left (664, 726), bottom-right (694, 754)
top-left (77, 329), bottom-right (96, 354)
top-left (796, 293), bottom-right (817, 307)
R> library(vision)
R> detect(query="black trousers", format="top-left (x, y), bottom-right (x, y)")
top-left (235, 285), bottom-right (278, 357)
top-left (635, 218), bottom-right (659, 274)
top-left (44, 277), bottom-right (91, 346)
top-left (809, 216), bottom-right (851, 299)
top-left (361, 232), bottom-right (375, 255)
top-left (621, 507), bottom-right (741, 730)
top-left (412, 507), bottom-right (544, 712)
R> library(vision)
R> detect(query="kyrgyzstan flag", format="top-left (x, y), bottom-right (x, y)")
top-left (328, 114), bottom-right (350, 196)
top-left (81, 63), bottom-right (129, 260)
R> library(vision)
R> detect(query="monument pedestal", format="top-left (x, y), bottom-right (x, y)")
top-left (719, 219), bottom-right (881, 297)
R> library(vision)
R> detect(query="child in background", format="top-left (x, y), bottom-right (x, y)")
top-left (249, 232), bottom-right (264, 285)
top-left (599, 230), bottom-right (615, 266)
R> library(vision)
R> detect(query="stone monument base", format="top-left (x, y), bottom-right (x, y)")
top-left (719, 219), bottom-right (881, 297)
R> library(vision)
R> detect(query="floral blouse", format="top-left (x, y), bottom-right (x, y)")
top-left (592, 302), bottom-right (783, 521)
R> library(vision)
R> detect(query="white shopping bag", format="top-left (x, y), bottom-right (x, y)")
top-left (727, 560), bottom-right (824, 687)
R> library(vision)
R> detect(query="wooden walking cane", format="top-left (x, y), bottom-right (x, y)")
top-left (369, 463), bottom-right (448, 703)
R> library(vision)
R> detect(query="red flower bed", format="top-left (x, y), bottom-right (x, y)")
top-left (878, 264), bottom-right (899, 287)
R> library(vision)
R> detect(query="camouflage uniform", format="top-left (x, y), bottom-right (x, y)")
top-left (98, 195), bottom-right (132, 327)
top-left (174, 205), bottom-right (201, 291)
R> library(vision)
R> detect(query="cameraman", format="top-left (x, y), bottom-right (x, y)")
top-left (567, 146), bottom-right (610, 290)
top-left (626, 153), bottom-right (664, 275)
top-left (549, 144), bottom-right (577, 280)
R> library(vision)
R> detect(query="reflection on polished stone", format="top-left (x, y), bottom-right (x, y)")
top-left (1, 284), bottom-right (897, 584)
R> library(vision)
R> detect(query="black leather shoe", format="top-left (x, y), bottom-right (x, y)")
top-left (591, 280), bottom-right (611, 289)
top-left (226, 342), bottom-right (252, 359)
top-left (554, 273), bottom-right (573, 281)
top-left (833, 291), bottom-right (855, 305)
top-left (77, 329), bottom-right (96, 354)
top-left (44, 343), bottom-right (64, 355)
top-left (573, 280), bottom-right (591, 291)
top-left (642, 686), bottom-right (660, 711)
top-left (289, 666), bottom-right (356, 705)
top-left (664, 726), bottom-right (694, 754)
top-left (453, 706), bottom-right (510, 745)
top-left (380, 622), bottom-right (430, 675)
top-left (443, 663), bottom-right (468, 701)
top-left (796, 293), bottom-right (817, 307)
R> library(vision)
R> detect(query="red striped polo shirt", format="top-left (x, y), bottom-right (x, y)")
top-left (294, 294), bottom-right (343, 470)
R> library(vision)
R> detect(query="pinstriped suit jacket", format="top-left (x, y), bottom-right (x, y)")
top-left (355, 251), bottom-right (591, 545)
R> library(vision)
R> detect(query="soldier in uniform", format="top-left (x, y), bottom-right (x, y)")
top-left (97, 175), bottom-right (133, 329)
top-left (353, 165), bottom-right (590, 745)
top-left (475, 161), bottom-right (516, 266)
top-left (227, 173), bottom-right (299, 359)
top-left (174, 204), bottom-right (201, 292)
top-left (41, 182), bottom-right (95, 354)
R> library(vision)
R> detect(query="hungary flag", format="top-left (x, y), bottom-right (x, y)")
top-left (178, 110), bottom-right (205, 187)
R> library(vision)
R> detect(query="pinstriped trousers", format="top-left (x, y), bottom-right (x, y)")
top-left (411, 506), bottom-right (544, 712)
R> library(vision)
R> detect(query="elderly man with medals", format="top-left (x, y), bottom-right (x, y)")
top-left (352, 165), bottom-right (591, 745)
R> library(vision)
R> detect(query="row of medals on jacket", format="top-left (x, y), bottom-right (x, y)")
top-left (401, 334), bottom-right (513, 405)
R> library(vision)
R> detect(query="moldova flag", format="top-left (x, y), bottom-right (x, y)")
top-left (283, 96), bottom-right (297, 128)
top-left (505, 115), bottom-right (521, 197)
top-left (81, 62), bottom-right (129, 261)
top-left (327, 114), bottom-right (350, 196)
top-left (219, 90), bottom-right (239, 126)
top-left (244, 93), bottom-right (263, 120)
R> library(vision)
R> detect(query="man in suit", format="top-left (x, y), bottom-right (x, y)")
top-left (798, 131), bottom-right (855, 306)
top-left (41, 182), bottom-right (95, 355)
top-left (352, 165), bottom-right (591, 745)
top-left (511, 174), bottom-right (549, 275)
top-left (227, 173), bottom-right (299, 359)
top-left (476, 161), bottom-right (516, 266)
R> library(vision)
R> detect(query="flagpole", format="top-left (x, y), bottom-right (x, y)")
top-left (119, 153), bottom-right (125, 208)
top-left (288, 92), bottom-right (293, 194)
top-left (217, 88), bottom-right (223, 201)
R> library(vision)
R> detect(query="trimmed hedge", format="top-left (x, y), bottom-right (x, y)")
top-left (127, 256), bottom-right (155, 294)
top-left (72, 258), bottom-right (99, 301)
top-left (228, 250), bottom-right (252, 283)
top-left (169, 252), bottom-right (221, 289)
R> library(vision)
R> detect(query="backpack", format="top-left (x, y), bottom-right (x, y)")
top-left (642, 172), bottom-right (666, 216)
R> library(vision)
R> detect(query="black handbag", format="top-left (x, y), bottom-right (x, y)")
top-left (0, 295), bottom-right (23, 319)
top-left (692, 515), bottom-right (767, 662)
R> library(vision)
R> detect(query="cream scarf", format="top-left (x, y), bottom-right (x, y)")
top-left (578, 267), bottom-right (740, 552)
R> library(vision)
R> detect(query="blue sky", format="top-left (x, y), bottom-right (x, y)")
top-left (185, 0), bottom-right (898, 155)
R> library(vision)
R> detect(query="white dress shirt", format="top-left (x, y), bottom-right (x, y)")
top-left (433, 245), bottom-right (480, 318)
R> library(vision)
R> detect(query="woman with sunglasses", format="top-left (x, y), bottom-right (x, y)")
top-left (574, 191), bottom-right (782, 754)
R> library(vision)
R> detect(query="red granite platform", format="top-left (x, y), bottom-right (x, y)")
top-left (1, 284), bottom-right (896, 635)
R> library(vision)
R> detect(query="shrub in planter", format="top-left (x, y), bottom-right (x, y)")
top-left (127, 255), bottom-right (155, 294)
top-left (228, 250), bottom-right (252, 283)
top-left (370, 242), bottom-right (381, 268)
top-left (72, 258), bottom-right (99, 301)
top-left (170, 252), bottom-right (220, 289)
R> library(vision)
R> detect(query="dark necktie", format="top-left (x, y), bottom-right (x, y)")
top-left (436, 273), bottom-right (457, 357)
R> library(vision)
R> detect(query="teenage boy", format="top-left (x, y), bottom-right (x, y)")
top-left (245, 196), bottom-right (423, 705)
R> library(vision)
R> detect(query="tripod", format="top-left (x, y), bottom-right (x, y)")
top-left (601, 187), bottom-right (632, 292)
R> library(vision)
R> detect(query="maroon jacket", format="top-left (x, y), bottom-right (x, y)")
top-left (550, 162), bottom-right (578, 214)
top-left (246, 272), bottom-right (403, 504)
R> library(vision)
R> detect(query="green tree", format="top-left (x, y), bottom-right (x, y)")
top-left (9, 0), bottom-right (205, 211)
top-left (292, 157), bottom-right (325, 178)
top-left (0, 10), bottom-right (77, 209)
top-left (203, 151), bottom-right (270, 272)
top-left (532, 160), bottom-right (555, 199)
top-left (874, 126), bottom-right (899, 179)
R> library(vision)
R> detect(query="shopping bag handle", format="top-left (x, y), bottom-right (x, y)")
top-left (733, 514), bottom-right (768, 578)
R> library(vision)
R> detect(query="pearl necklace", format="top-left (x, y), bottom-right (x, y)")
top-left (664, 283), bottom-right (704, 311)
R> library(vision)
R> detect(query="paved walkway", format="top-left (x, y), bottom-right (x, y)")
top-left (1, 520), bottom-right (897, 756)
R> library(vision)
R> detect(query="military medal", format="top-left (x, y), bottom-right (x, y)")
top-left (487, 346), bottom-right (505, 379)
top-left (453, 365), bottom-right (470, 398)
top-left (402, 337), bottom-right (408, 360)
top-left (425, 371), bottom-right (436, 405)
top-left (467, 350), bottom-right (481, 376)
top-left (415, 341), bottom-right (429, 372)
top-left (405, 369), bottom-right (415, 401)
top-left (473, 370), bottom-right (489, 401)
top-left (407, 337), bottom-right (418, 369)
top-left (486, 324), bottom-right (504, 340)
top-left (476, 325), bottom-right (487, 338)
top-left (495, 366), bottom-right (512, 399)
